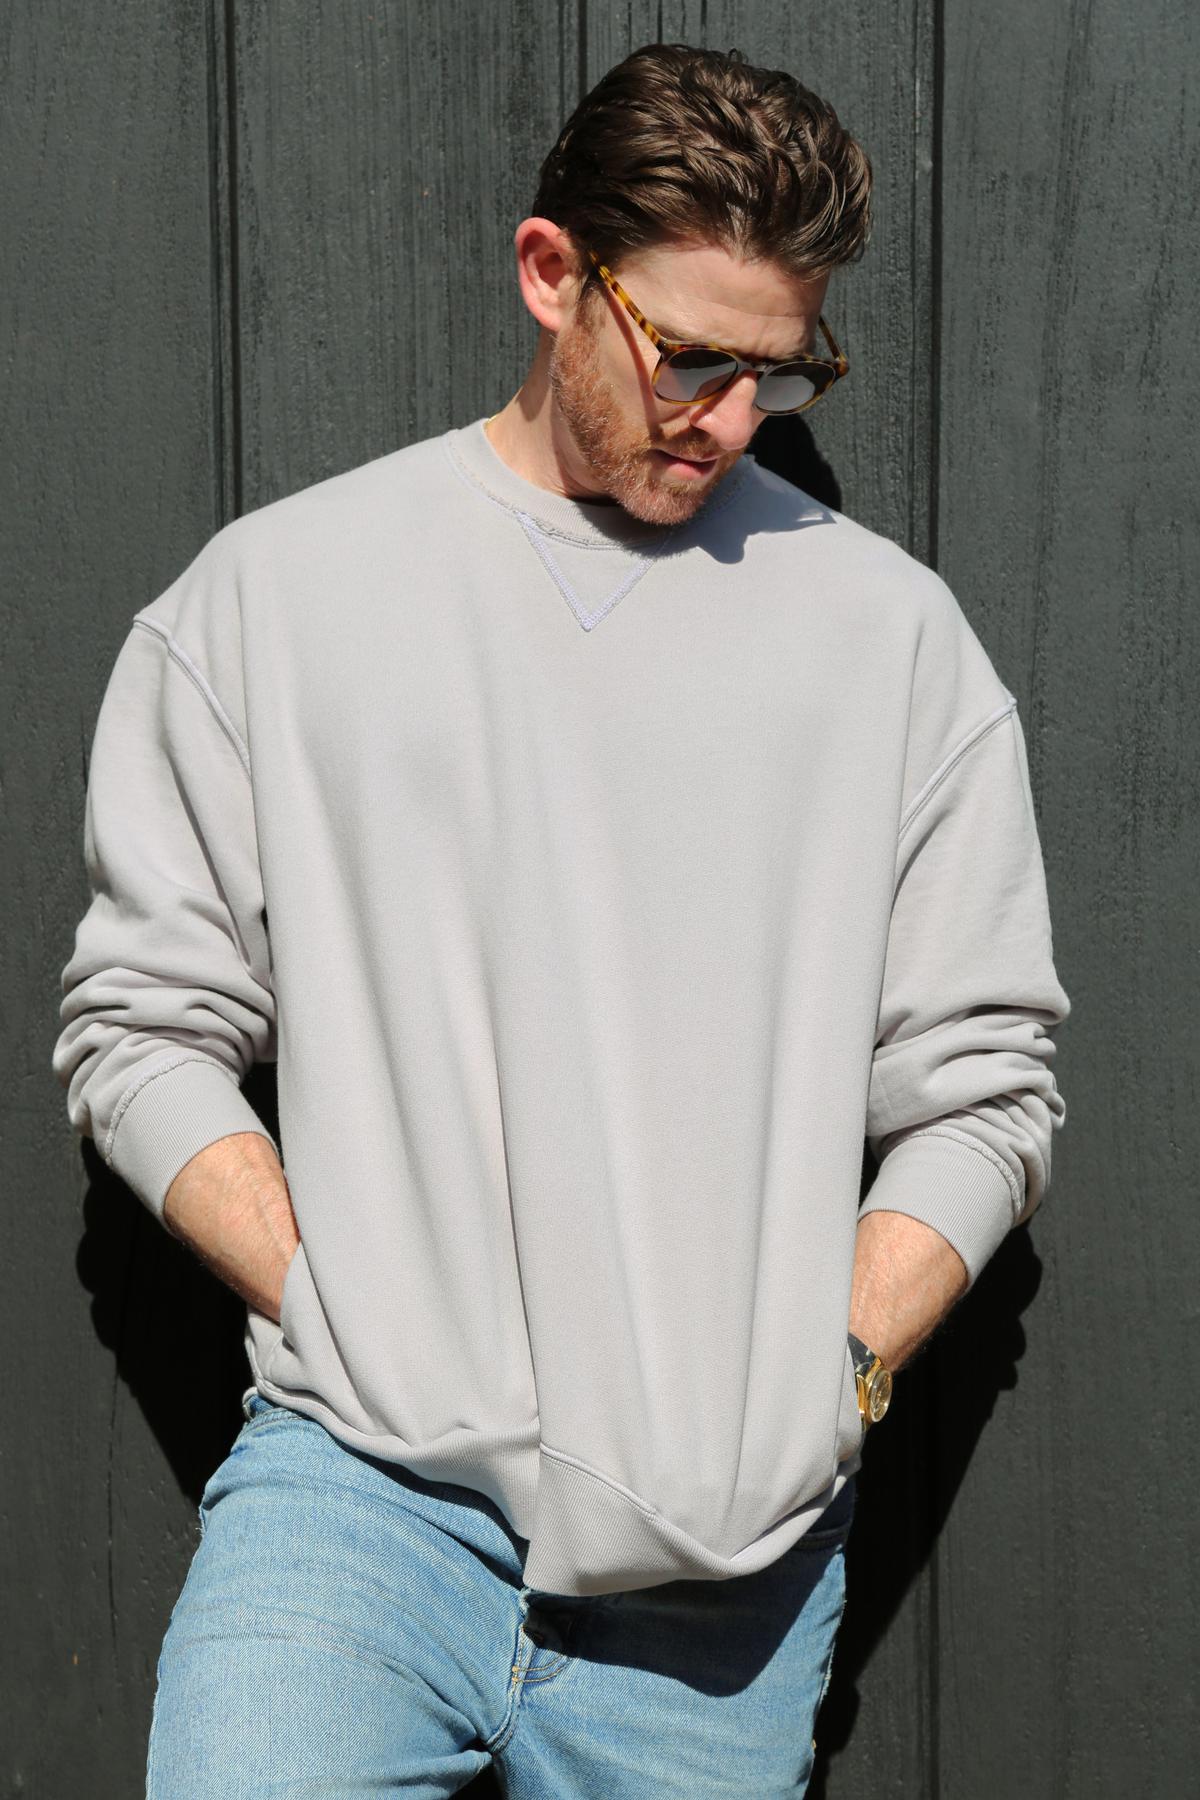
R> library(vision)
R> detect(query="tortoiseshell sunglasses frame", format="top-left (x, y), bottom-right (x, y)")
top-left (585, 248), bottom-right (849, 415)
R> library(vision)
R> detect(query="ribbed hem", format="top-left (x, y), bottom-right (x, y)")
top-left (107, 1057), bottom-right (279, 1220)
top-left (521, 1449), bottom-right (857, 1596)
top-left (443, 417), bottom-right (752, 551)
top-left (858, 1129), bottom-right (1020, 1286)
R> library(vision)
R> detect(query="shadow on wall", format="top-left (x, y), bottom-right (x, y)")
top-left (810, 1212), bottom-right (1041, 1795)
top-left (750, 411), bottom-right (844, 513)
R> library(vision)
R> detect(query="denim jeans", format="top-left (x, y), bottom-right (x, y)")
top-left (146, 1389), bottom-right (854, 1797)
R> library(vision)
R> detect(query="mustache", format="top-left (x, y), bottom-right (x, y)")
top-left (653, 441), bottom-right (721, 461)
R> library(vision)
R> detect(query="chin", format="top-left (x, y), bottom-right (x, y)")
top-left (613, 459), bottom-right (732, 526)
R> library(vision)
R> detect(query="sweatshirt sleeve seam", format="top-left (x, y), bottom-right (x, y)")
top-left (885, 1124), bottom-right (1023, 1211)
top-left (103, 1053), bottom-right (237, 1162)
top-left (132, 617), bottom-right (251, 778)
top-left (898, 695), bottom-right (1017, 844)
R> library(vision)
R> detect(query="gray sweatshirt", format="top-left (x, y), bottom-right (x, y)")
top-left (54, 417), bottom-right (1071, 1597)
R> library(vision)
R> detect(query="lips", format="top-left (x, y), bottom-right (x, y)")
top-left (655, 447), bottom-right (717, 466)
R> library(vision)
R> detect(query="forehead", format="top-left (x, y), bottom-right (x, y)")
top-left (609, 239), bottom-right (830, 356)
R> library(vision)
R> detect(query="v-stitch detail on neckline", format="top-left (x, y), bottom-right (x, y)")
top-left (513, 510), bottom-right (680, 631)
top-left (441, 425), bottom-right (759, 631)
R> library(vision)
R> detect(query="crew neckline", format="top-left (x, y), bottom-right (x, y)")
top-left (443, 416), bottom-right (753, 551)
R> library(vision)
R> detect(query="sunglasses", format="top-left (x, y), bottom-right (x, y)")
top-left (586, 248), bottom-right (849, 416)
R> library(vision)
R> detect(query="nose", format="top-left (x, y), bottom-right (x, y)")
top-left (686, 371), bottom-right (762, 451)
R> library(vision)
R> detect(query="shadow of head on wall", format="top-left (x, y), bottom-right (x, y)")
top-left (75, 1062), bottom-right (282, 1504)
top-left (748, 411), bottom-right (843, 514)
top-left (808, 1214), bottom-right (1043, 1796)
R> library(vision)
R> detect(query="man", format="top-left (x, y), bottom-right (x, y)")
top-left (55, 41), bottom-right (1070, 1798)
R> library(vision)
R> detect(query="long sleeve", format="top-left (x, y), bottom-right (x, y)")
top-left (861, 693), bottom-right (1071, 1284)
top-left (53, 577), bottom-right (277, 1221)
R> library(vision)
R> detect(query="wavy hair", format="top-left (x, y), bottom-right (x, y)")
top-left (532, 43), bottom-right (873, 290)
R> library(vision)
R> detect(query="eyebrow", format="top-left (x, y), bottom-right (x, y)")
top-left (654, 319), bottom-right (817, 362)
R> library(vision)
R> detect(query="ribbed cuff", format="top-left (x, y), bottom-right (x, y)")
top-left (858, 1129), bottom-right (1020, 1286)
top-left (107, 1058), bottom-right (279, 1220)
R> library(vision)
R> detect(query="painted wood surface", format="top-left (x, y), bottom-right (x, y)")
top-left (931, 3), bottom-right (1200, 1794)
top-left (2, 2), bottom-right (1195, 1793)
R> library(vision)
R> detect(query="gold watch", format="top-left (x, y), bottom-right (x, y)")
top-left (848, 1331), bottom-right (893, 1427)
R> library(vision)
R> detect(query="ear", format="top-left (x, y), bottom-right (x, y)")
top-left (513, 218), bottom-right (587, 334)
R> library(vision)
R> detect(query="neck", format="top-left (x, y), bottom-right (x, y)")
top-left (484, 340), bottom-right (617, 505)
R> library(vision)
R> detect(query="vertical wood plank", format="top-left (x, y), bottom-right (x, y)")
top-left (0, 2), bottom-right (236, 1793)
top-left (230, 0), bottom-right (580, 510)
top-left (935, 2), bottom-right (1200, 1793)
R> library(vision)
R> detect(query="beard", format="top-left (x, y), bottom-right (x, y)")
top-left (548, 299), bottom-right (746, 526)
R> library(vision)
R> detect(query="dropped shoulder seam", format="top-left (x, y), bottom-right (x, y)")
top-left (898, 696), bottom-right (1018, 842)
top-left (132, 616), bottom-right (252, 777)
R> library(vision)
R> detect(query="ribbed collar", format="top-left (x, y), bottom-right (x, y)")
top-left (442, 415), bottom-right (752, 551)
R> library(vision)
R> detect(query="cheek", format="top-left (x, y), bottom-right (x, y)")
top-left (595, 320), bottom-right (660, 408)
top-left (594, 334), bottom-right (643, 402)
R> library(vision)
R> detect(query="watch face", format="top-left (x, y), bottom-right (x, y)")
top-left (867, 1368), bottom-right (893, 1424)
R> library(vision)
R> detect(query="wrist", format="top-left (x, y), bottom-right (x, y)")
top-left (847, 1329), bottom-right (894, 1429)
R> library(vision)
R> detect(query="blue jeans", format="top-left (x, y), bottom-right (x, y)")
top-left (146, 1389), bottom-right (854, 1797)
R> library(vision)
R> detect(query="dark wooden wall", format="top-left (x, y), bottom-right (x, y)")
top-left (3, 3), bottom-right (1197, 1793)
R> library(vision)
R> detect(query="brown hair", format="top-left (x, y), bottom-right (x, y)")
top-left (532, 43), bottom-right (873, 291)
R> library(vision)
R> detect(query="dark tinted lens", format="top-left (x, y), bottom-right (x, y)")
top-left (656, 347), bottom-right (739, 402)
top-left (755, 362), bottom-right (833, 414)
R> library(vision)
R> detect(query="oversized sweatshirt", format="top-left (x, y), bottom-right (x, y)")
top-left (55, 416), bottom-right (1071, 1597)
